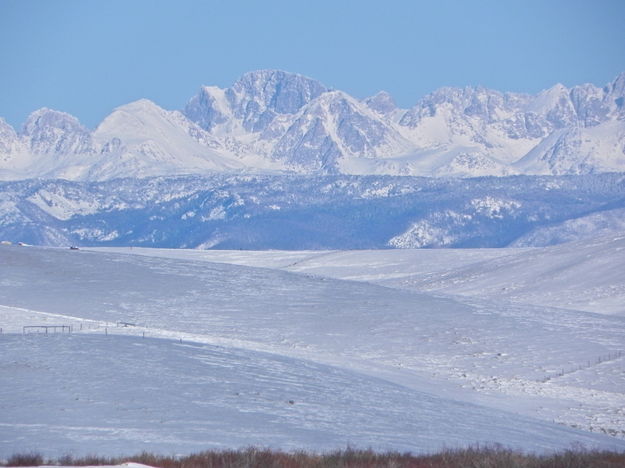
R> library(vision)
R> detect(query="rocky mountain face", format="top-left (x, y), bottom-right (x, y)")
top-left (0, 118), bottom-right (24, 158)
top-left (22, 108), bottom-right (94, 155)
top-left (1, 70), bottom-right (624, 180)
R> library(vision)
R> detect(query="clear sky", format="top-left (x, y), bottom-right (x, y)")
top-left (1, 0), bottom-right (624, 129)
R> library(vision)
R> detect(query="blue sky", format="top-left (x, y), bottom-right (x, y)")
top-left (1, 0), bottom-right (624, 129)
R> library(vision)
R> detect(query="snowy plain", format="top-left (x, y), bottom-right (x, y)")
top-left (1, 238), bottom-right (625, 458)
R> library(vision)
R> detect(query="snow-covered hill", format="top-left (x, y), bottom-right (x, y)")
top-left (1, 244), bottom-right (625, 457)
top-left (1, 173), bottom-right (623, 249)
top-left (389, 234), bottom-right (625, 316)
top-left (1, 70), bottom-right (624, 180)
top-left (10, 332), bottom-right (616, 458)
top-left (149, 234), bottom-right (622, 317)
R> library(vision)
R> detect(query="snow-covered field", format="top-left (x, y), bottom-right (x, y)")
top-left (1, 238), bottom-right (624, 458)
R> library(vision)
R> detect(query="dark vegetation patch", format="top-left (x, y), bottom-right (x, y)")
top-left (4, 446), bottom-right (625, 468)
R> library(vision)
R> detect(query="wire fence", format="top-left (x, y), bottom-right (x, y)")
top-left (6, 320), bottom-right (158, 341)
top-left (23, 325), bottom-right (73, 334)
top-left (540, 350), bottom-right (625, 382)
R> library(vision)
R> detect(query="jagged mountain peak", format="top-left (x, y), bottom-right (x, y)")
top-left (22, 107), bottom-right (88, 137)
top-left (530, 83), bottom-right (569, 105)
top-left (605, 72), bottom-right (625, 118)
top-left (0, 117), bottom-right (17, 135)
top-left (0, 117), bottom-right (22, 156)
top-left (424, 84), bottom-right (504, 103)
top-left (399, 84), bottom-right (512, 128)
top-left (232, 69), bottom-right (327, 95)
top-left (545, 82), bottom-right (568, 93)
top-left (527, 84), bottom-right (578, 128)
top-left (605, 71), bottom-right (625, 96)
top-left (184, 69), bottom-right (330, 134)
top-left (311, 89), bottom-right (354, 105)
top-left (19, 107), bottom-right (93, 157)
top-left (268, 88), bottom-right (411, 174)
top-left (226, 69), bottom-right (330, 132)
top-left (183, 86), bottom-right (230, 132)
top-left (419, 84), bottom-right (514, 114)
top-left (363, 91), bottom-right (397, 115)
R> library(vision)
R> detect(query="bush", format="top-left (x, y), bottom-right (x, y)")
top-left (5, 453), bottom-right (44, 467)
top-left (3, 447), bottom-right (625, 468)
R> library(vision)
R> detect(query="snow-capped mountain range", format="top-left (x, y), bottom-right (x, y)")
top-left (1, 70), bottom-right (624, 180)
